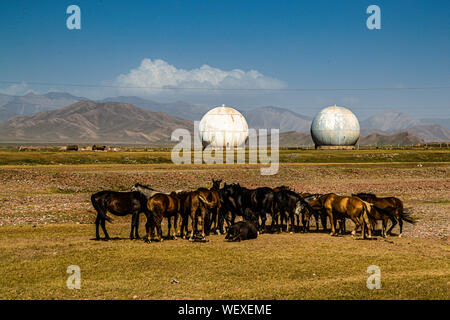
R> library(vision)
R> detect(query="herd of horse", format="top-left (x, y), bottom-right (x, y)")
top-left (90, 179), bottom-right (417, 242)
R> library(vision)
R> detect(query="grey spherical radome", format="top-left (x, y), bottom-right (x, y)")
top-left (310, 105), bottom-right (360, 147)
top-left (199, 105), bottom-right (249, 148)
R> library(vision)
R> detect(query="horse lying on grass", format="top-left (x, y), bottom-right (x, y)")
top-left (225, 221), bottom-right (258, 242)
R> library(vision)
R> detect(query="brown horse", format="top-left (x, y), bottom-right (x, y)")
top-left (353, 193), bottom-right (416, 237)
top-left (307, 193), bottom-right (374, 238)
top-left (196, 179), bottom-right (222, 235)
top-left (179, 190), bottom-right (210, 241)
top-left (145, 192), bottom-right (181, 241)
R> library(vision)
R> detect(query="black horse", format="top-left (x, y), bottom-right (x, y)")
top-left (276, 189), bottom-right (314, 233)
top-left (90, 190), bottom-right (149, 240)
top-left (230, 184), bottom-right (279, 233)
top-left (301, 194), bottom-right (327, 232)
top-left (217, 183), bottom-right (242, 231)
top-left (225, 220), bottom-right (258, 242)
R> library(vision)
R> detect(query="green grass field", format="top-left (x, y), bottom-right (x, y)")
top-left (0, 148), bottom-right (449, 166)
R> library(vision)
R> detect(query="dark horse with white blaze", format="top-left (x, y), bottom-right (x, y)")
top-left (90, 190), bottom-right (149, 240)
top-left (276, 188), bottom-right (315, 233)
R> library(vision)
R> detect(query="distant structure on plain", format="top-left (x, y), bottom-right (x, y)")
top-left (310, 105), bottom-right (360, 149)
top-left (199, 105), bottom-right (249, 149)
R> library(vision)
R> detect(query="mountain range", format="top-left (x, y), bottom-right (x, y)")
top-left (0, 92), bottom-right (448, 144)
top-left (0, 92), bottom-right (84, 121)
top-left (0, 101), bottom-right (192, 144)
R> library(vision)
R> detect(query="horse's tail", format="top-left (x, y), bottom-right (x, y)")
top-left (91, 193), bottom-right (112, 223)
top-left (198, 193), bottom-right (215, 208)
top-left (147, 197), bottom-right (157, 215)
top-left (362, 201), bottom-right (377, 229)
top-left (399, 207), bottom-right (417, 224)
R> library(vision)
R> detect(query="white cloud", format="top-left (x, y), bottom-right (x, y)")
top-left (0, 82), bottom-right (36, 96)
top-left (113, 58), bottom-right (286, 94)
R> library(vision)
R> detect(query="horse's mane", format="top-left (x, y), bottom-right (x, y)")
top-left (355, 192), bottom-right (377, 197)
top-left (134, 183), bottom-right (157, 191)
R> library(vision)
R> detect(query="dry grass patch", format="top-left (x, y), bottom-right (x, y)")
top-left (0, 224), bottom-right (448, 300)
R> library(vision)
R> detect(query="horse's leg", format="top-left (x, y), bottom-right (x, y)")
top-left (172, 215), bottom-right (178, 240)
top-left (270, 211), bottom-right (277, 233)
top-left (327, 209), bottom-right (336, 236)
top-left (386, 216), bottom-right (397, 235)
top-left (175, 213), bottom-right (182, 238)
top-left (398, 218), bottom-right (403, 237)
top-left (350, 216), bottom-right (360, 237)
top-left (363, 213), bottom-right (372, 239)
top-left (231, 211), bottom-right (236, 225)
top-left (183, 214), bottom-right (189, 239)
top-left (134, 212), bottom-right (140, 239)
top-left (144, 218), bottom-right (151, 242)
top-left (339, 218), bottom-right (347, 235)
top-left (130, 213), bottom-right (136, 240)
top-left (260, 210), bottom-right (267, 233)
top-left (210, 208), bottom-right (217, 234)
top-left (167, 215), bottom-right (172, 240)
top-left (218, 208), bottom-right (226, 235)
top-left (289, 213), bottom-right (295, 233)
top-left (189, 210), bottom-right (196, 241)
top-left (100, 218), bottom-right (110, 240)
top-left (200, 207), bottom-right (207, 240)
top-left (156, 217), bottom-right (163, 242)
top-left (314, 214), bottom-right (320, 231)
top-left (95, 215), bottom-right (101, 240)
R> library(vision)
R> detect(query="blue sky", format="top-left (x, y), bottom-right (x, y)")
top-left (0, 0), bottom-right (449, 118)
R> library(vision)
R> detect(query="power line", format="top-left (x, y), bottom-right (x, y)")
top-left (1, 80), bottom-right (449, 92)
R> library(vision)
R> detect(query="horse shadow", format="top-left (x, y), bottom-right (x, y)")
top-left (89, 237), bottom-right (129, 241)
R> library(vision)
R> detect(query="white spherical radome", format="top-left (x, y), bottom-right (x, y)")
top-left (310, 105), bottom-right (360, 146)
top-left (199, 105), bottom-right (249, 148)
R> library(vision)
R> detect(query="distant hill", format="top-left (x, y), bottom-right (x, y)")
top-left (420, 118), bottom-right (450, 129)
top-left (100, 96), bottom-right (210, 121)
top-left (0, 92), bottom-right (85, 119)
top-left (0, 92), bottom-right (448, 143)
top-left (358, 132), bottom-right (424, 146)
top-left (243, 106), bottom-right (312, 132)
top-left (360, 110), bottom-right (422, 131)
top-left (0, 101), bottom-right (193, 144)
top-left (270, 131), bottom-right (424, 147)
top-left (0, 106), bottom-right (16, 122)
top-left (361, 125), bottom-right (450, 143)
top-left (359, 110), bottom-right (450, 142)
